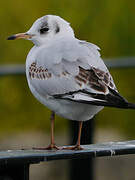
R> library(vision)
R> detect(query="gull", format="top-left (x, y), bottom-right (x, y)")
top-left (7, 15), bottom-right (135, 150)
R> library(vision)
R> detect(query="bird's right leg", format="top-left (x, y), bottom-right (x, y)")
top-left (45, 111), bottom-right (59, 150)
top-left (33, 111), bottom-right (60, 150)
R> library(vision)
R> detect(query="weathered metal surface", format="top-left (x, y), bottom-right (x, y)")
top-left (0, 140), bottom-right (135, 165)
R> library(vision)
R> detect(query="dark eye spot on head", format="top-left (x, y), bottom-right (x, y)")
top-left (39, 19), bottom-right (49, 34)
top-left (40, 27), bottom-right (49, 34)
top-left (55, 23), bottom-right (60, 33)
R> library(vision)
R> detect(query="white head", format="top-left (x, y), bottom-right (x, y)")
top-left (7, 15), bottom-right (75, 46)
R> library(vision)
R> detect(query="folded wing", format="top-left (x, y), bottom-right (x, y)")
top-left (28, 38), bottom-right (135, 109)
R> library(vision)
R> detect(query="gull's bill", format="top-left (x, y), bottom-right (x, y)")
top-left (7, 33), bottom-right (33, 40)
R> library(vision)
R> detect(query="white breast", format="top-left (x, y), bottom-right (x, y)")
top-left (25, 43), bottom-right (104, 121)
top-left (26, 75), bottom-right (103, 121)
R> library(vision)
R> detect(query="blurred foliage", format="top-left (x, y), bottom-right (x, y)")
top-left (0, 0), bottom-right (135, 137)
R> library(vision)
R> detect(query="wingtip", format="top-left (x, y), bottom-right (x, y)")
top-left (127, 103), bottom-right (135, 109)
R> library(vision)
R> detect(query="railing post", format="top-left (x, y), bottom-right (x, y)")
top-left (69, 118), bottom-right (95, 180)
top-left (0, 163), bottom-right (30, 180)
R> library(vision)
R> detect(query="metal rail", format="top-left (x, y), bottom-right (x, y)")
top-left (0, 57), bottom-right (135, 76)
top-left (1, 140), bottom-right (135, 180)
top-left (1, 140), bottom-right (135, 163)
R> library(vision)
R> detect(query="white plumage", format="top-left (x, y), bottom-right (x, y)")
top-left (8, 15), bottom-right (134, 150)
top-left (26, 27), bottom-right (106, 120)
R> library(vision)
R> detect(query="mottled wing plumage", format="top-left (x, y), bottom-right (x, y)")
top-left (27, 38), bottom-right (129, 109)
top-left (75, 67), bottom-right (116, 94)
top-left (29, 62), bottom-right (52, 80)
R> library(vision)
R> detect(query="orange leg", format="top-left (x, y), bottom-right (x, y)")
top-left (63, 121), bottom-right (83, 150)
top-left (33, 111), bottom-right (60, 150)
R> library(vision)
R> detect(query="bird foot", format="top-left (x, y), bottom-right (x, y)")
top-left (62, 145), bottom-right (83, 150)
top-left (32, 144), bottom-right (60, 150)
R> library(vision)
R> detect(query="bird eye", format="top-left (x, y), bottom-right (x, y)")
top-left (40, 27), bottom-right (49, 34)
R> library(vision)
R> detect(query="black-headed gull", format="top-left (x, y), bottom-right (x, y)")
top-left (8, 15), bottom-right (135, 150)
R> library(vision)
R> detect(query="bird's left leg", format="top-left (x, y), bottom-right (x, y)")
top-left (33, 111), bottom-right (60, 150)
top-left (63, 121), bottom-right (83, 150)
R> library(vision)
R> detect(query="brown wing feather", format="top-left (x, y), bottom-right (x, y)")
top-left (29, 62), bottom-right (116, 95)
top-left (29, 62), bottom-right (71, 80)
top-left (75, 67), bottom-right (117, 94)
top-left (29, 62), bottom-right (52, 80)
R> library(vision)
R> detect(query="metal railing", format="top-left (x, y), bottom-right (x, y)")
top-left (0, 57), bottom-right (135, 76)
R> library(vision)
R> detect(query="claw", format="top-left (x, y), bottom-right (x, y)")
top-left (62, 145), bottom-right (83, 150)
top-left (32, 144), bottom-right (60, 150)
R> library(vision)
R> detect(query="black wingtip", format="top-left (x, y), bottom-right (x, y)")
top-left (7, 35), bottom-right (16, 40)
top-left (127, 103), bottom-right (135, 109)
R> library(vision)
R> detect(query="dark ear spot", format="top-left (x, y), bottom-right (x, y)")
top-left (55, 23), bottom-right (60, 33)
top-left (41, 21), bottom-right (48, 29)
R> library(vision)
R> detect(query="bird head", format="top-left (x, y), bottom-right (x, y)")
top-left (7, 15), bottom-right (75, 46)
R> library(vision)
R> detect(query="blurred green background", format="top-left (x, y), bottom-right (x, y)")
top-left (0, 0), bottom-right (135, 139)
